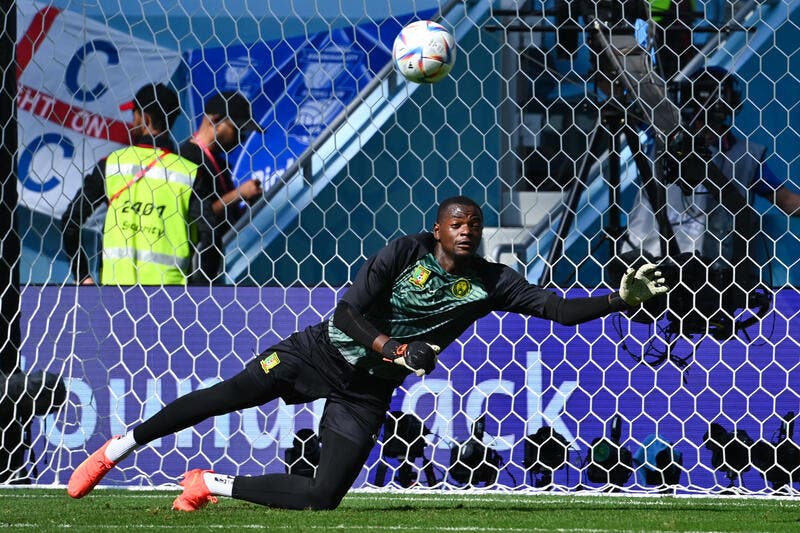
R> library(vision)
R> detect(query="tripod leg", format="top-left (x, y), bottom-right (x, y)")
top-left (422, 460), bottom-right (438, 487)
top-left (541, 124), bottom-right (608, 286)
top-left (374, 462), bottom-right (388, 486)
top-left (606, 121), bottom-right (624, 258)
top-left (623, 128), bottom-right (679, 258)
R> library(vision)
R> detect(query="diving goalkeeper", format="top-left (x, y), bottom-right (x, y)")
top-left (67, 195), bottom-right (667, 511)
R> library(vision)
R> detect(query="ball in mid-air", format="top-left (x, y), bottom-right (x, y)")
top-left (392, 20), bottom-right (456, 84)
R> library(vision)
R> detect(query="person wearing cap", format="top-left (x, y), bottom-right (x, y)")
top-left (61, 83), bottom-right (220, 285)
top-left (118, 83), bottom-right (181, 147)
top-left (179, 91), bottom-right (264, 238)
top-left (619, 67), bottom-right (800, 293)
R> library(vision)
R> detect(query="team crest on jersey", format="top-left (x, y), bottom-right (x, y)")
top-left (260, 352), bottom-right (280, 374)
top-left (409, 265), bottom-right (432, 287)
top-left (452, 278), bottom-right (472, 298)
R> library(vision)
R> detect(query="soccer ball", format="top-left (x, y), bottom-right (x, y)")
top-left (392, 20), bottom-right (456, 84)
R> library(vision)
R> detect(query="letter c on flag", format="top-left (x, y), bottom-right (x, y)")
top-left (19, 133), bottom-right (75, 192)
top-left (65, 39), bottom-right (119, 102)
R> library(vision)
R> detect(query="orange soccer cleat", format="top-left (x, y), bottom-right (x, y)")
top-left (67, 437), bottom-right (119, 498)
top-left (172, 469), bottom-right (219, 511)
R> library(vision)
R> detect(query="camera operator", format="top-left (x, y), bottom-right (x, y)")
top-left (622, 66), bottom-right (800, 278)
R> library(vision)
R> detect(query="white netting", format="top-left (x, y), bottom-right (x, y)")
top-left (2, 0), bottom-right (800, 496)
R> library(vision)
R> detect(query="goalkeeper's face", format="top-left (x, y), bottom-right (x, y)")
top-left (433, 203), bottom-right (483, 259)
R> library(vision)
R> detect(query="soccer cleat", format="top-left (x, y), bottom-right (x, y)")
top-left (172, 469), bottom-right (219, 511)
top-left (67, 437), bottom-right (119, 498)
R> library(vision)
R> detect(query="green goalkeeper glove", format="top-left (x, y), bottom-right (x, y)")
top-left (382, 340), bottom-right (441, 376)
top-left (619, 263), bottom-right (669, 306)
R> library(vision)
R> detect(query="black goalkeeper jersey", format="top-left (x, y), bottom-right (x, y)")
top-left (328, 232), bottom-right (557, 381)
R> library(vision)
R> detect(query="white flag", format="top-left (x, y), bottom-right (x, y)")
top-left (16, 1), bottom-right (182, 217)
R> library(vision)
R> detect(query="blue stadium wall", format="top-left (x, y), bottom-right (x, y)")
top-left (18, 2), bottom-right (502, 286)
top-left (17, 0), bottom-right (800, 286)
top-left (234, 24), bottom-right (503, 287)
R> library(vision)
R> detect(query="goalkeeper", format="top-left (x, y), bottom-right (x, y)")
top-left (67, 195), bottom-right (667, 511)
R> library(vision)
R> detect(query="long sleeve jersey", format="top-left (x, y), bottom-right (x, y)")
top-left (329, 232), bottom-right (628, 382)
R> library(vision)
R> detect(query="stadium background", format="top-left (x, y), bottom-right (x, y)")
top-left (5, 0), bottom-right (800, 494)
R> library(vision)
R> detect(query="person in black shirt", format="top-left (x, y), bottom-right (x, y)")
top-left (67, 196), bottom-right (667, 509)
top-left (61, 83), bottom-right (219, 285)
top-left (179, 91), bottom-right (264, 239)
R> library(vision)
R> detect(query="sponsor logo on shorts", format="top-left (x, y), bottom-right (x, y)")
top-left (452, 278), bottom-right (471, 298)
top-left (409, 264), bottom-right (432, 287)
top-left (260, 352), bottom-right (280, 374)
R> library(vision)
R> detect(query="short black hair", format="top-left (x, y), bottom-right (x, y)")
top-left (132, 83), bottom-right (180, 132)
top-left (436, 196), bottom-right (483, 222)
top-left (204, 91), bottom-right (263, 133)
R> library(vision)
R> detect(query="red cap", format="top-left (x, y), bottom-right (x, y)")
top-left (118, 83), bottom-right (180, 128)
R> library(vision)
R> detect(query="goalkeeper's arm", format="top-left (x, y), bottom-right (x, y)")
top-left (540, 263), bottom-right (668, 326)
top-left (331, 300), bottom-right (439, 375)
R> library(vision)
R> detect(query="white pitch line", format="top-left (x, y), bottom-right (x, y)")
top-left (0, 525), bottom-right (689, 533)
top-left (5, 490), bottom-right (799, 506)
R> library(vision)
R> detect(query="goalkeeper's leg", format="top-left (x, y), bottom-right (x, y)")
top-left (175, 375), bottom-right (392, 511)
top-left (230, 426), bottom-right (374, 510)
top-left (132, 365), bottom-right (280, 443)
top-left (68, 365), bottom-right (282, 498)
top-left (223, 376), bottom-right (390, 510)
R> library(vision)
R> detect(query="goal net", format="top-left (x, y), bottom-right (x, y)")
top-left (3, 0), bottom-right (800, 495)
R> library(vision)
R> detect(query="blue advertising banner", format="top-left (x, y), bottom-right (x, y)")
top-left (184, 12), bottom-right (430, 192)
top-left (20, 287), bottom-right (800, 492)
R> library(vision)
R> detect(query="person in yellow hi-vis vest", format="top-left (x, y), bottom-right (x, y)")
top-left (62, 83), bottom-right (220, 285)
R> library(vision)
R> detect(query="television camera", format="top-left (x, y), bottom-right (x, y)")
top-left (633, 434), bottom-right (683, 489)
top-left (703, 422), bottom-right (754, 489)
top-left (662, 66), bottom-right (743, 191)
top-left (375, 411), bottom-right (437, 487)
top-left (751, 412), bottom-right (800, 491)
top-left (284, 428), bottom-right (320, 478)
top-left (586, 414), bottom-right (633, 489)
top-left (609, 251), bottom-right (772, 346)
top-left (0, 370), bottom-right (66, 483)
top-left (448, 415), bottom-right (503, 487)
top-left (523, 425), bottom-right (570, 488)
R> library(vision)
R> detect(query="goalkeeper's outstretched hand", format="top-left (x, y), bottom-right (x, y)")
top-left (383, 341), bottom-right (441, 376)
top-left (619, 263), bottom-right (669, 306)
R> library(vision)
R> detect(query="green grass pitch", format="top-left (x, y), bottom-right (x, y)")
top-left (1, 489), bottom-right (799, 531)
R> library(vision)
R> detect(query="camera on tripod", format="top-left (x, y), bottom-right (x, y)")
top-left (586, 414), bottom-right (633, 489)
top-left (671, 68), bottom-right (739, 130)
top-left (662, 67), bottom-right (740, 189)
top-left (448, 415), bottom-right (502, 487)
top-left (523, 425), bottom-right (570, 488)
top-left (284, 428), bottom-right (320, 478)
top-left (374, 411), bottom-right (437, 487)
top-left (703, 422), bottom-right (754, 489)
top-left (751, 412), bottom-right (800, 491)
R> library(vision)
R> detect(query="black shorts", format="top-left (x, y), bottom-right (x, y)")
top-left (244, 322), bottom-right (395, 446)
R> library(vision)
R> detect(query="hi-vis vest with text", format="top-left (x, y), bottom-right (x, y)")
top-left (102, 146), bottom-right (200, 285)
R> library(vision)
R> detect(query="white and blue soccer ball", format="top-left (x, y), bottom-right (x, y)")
top-left (392, 20), bottom-right (456, 84)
